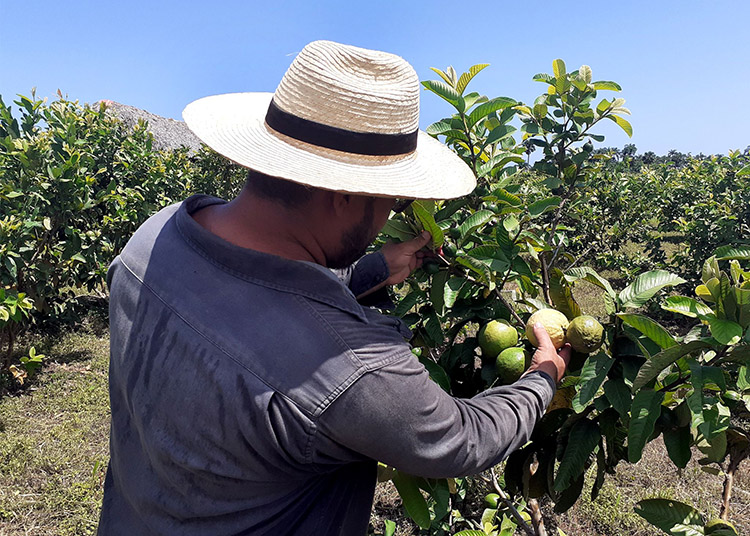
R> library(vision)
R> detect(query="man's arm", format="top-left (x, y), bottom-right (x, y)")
top-left (315, 326), bottom-right (570, 479)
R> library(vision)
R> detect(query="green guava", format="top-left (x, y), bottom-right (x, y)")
top-left (566, 315), bottom-right (604, 353)
top-left (478, 319), bottom-right (518, 359)
top-left (495, 346), bottom-right (530, 384)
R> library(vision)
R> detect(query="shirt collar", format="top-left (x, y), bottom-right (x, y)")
top-left (175, 194), bottom-right (368, 322)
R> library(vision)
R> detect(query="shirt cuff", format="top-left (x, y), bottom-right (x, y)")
top-left (349, 252), bottom-right (395, 308)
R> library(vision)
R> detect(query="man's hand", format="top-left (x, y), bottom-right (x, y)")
top-left (380, 231), bottom-right (433, 286)
top-left (522, 322), bottom-right (572, 384)
top-left (354, 232), bottom-right (432, 300)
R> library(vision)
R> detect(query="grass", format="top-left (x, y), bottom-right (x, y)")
top-left (0, 329), bottom-right (110, 535)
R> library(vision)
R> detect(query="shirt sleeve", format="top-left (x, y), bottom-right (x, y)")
top-left (314, 349), bottom-right (556, 479)
top-left (331, 251), bottom-right (394, 309)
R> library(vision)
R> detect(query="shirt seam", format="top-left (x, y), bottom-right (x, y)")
top-left (175, 208), bottom-right (369, 323)
top-left (115, 255), bottom-right (315, 419)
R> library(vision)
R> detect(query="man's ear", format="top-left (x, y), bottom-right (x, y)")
top-left (330, 192), bottom-right (352, 219)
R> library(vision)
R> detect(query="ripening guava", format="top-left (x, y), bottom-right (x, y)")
top-left (525, 309), bottom-right (569, 349)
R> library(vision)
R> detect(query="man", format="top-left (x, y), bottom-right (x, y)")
top-left (98, 40), bottom-right (570, 535)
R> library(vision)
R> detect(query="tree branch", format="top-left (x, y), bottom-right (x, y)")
top-left (486, 468), bottom-right (535, 536)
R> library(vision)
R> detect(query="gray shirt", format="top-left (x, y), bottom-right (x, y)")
top-left (98, 195), bottom-right (556, 535)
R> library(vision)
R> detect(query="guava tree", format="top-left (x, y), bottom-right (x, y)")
top-left (374, 61), bottom-right (747, 536)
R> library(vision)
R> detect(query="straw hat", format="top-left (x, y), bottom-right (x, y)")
top-left (182, 40), bottom-right (476, 200)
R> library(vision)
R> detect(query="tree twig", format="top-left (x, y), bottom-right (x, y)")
top-left (721, 446), bottom-right (750, 521)
top-left (486, 468), bottom-right (535, 536)
top-left (529, 498), bottom-right (547, 536)
top-left (494, 288), bottom-right (524, 329)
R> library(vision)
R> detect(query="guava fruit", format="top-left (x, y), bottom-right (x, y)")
top-left (495, 346), bottom-right (530, 384)
top-left (546, 386), bottom-right (575, 413)
top-left (478, 319), bottom-right (518, 359)
top-left (566, 315), bottom-right (604, 353)
top-left (484, 493), bottom-right (500, 508)
top-left (525, 309), bottom-right (569, 349)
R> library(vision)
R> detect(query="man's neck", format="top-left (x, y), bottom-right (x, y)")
top-left (191, 193), bottom-right (327, 265)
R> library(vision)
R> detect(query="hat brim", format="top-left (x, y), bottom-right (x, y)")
top-left (182, 93), bottom-right (477, 199)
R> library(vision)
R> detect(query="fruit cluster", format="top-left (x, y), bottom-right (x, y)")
top-left (478, 309), bottom-right (604, 386)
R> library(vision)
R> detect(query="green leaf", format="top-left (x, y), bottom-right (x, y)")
top-left (634, 499), bottom-right (704, 536)
top-left (483, 124), bottom-right (517, 148)
top-left (579, 65), bottom-right (592, 84)
top-left (468, 97), bottom-right (516, 127)
top-left (554, 418), bottom-right (599, 491)
top-left (425, 119), bottom-right (454, 136)
top-left (549, 268), bottom-right (582, 320)
top-left (423, 307), bottom-right (444, 346)
top-left (723, 344), bottom-right (750, 364)
top-left (663, 426), bottom-right (692, 469)
top-left (528, 196), bottom-right (561, 218)
top-left (617, 313), bottom-right (677, 349)
top-left (393, 472), bottom-right (431, 529)
top-left (456, 63), bottom-right (490, 95)
top-left (503, 214), bottom-right (519, 233)
top-left (456, 256), bottom-right (492, 286)
top-left (395, 290), bottom-right (424, 317)
top-left (628, 390), bottom-right (665, 463)
top-left (430, 67), bottom-right (455, 87)
top-left (430, 269), bottom-right (449, 315)
top-left (603, 378), bottom-right (632, 417)
top-left (381, 219), bottom-right (417, 242)
top-left (632, 340), bottom-right (713, 391)
top-left (619, 270), bottom-right (686, 308)
top-left (467, 245), bottom-right (511, 264)
top-left (564, 266), bottom-right (617, 299)
top-left (444, 277), bottom-right (465, 309)
top-left (738, 365), bottom-right (750, 391)
top-left (532, 73), bottom-right (553, 84)
top-left (661, 296), bottom-right (714, 319)
top-left (458, 210), bottom-right (494, 242)
top-left (714, 245), bottom-right (750, 261)
top-left (608, 114), bottom-right (633, 137)
top-left (419, 355), bottom-right (451, 393)
top-left (421, 80), bottom-right (465, 112)
top-left (592, 81), bottom-right (622, 91)
top-left (552, 59), bottom-right (567, 80)
top-left (492, 188), bottom-right (522, 207)
top-left (412, 201), bottom-right (444, 249)
top-left (572, 351), bottom-right (614, 412)
top-left (707, 317), bottom-right (743, 345)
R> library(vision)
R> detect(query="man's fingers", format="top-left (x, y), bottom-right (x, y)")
top-left (558, 343), bottom-right (572, 366)
top-left (532, 322), bottom-right (556, 352)
top-left (400, 231), bottom-right (432, 254)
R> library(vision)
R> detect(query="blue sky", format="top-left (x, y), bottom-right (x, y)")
top-left (2, 0), bottom-right (748, 156)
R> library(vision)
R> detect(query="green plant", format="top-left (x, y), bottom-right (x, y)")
top-left (382, 60), bottom-right (748, 536)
